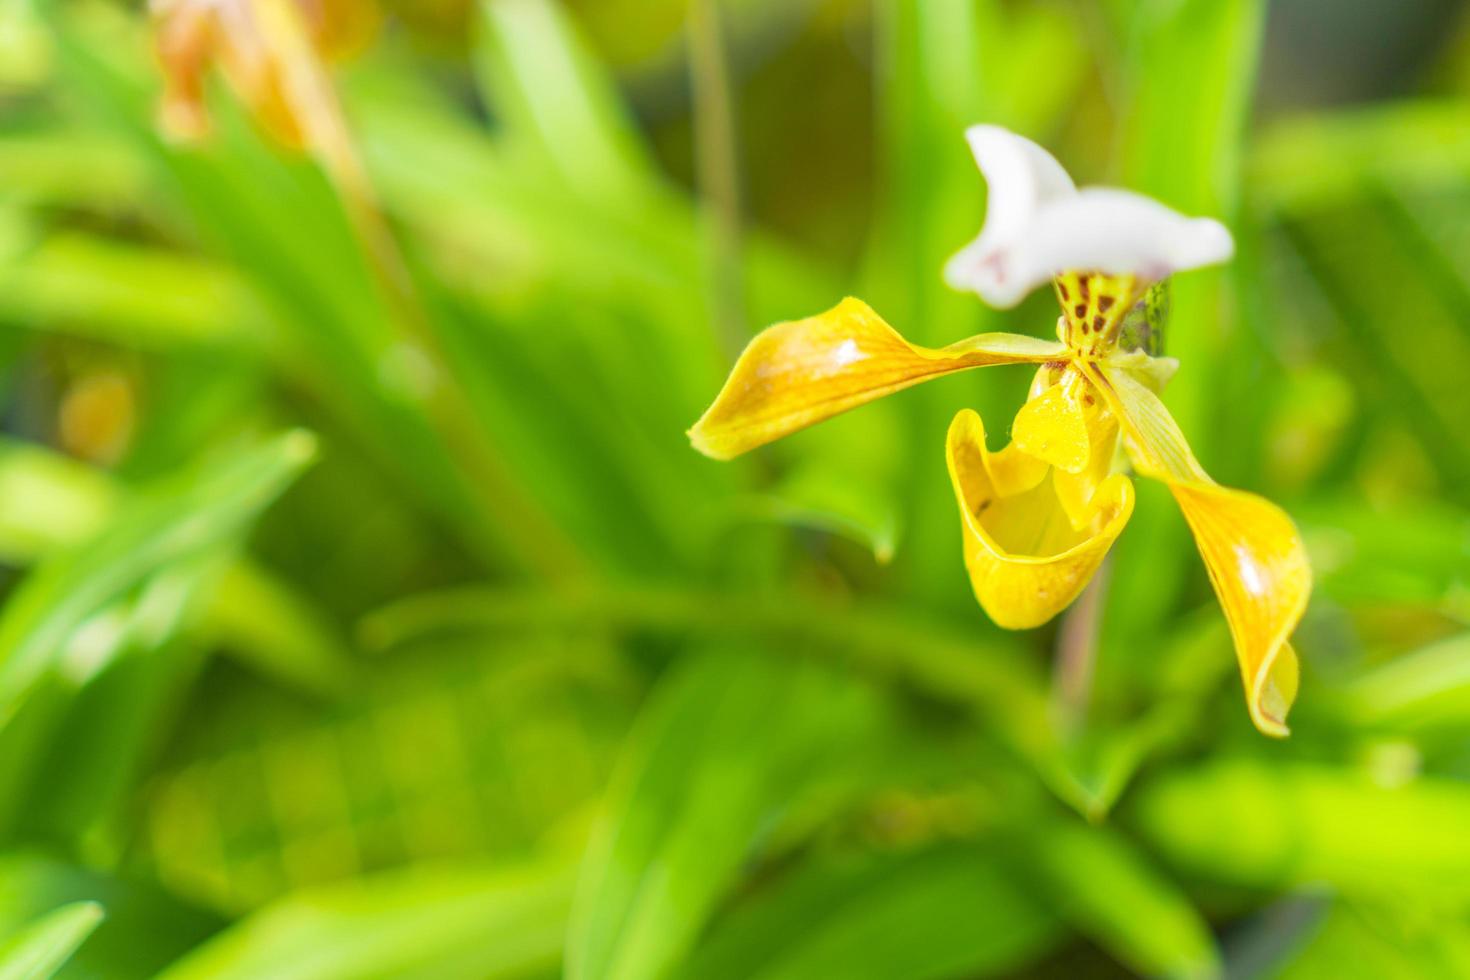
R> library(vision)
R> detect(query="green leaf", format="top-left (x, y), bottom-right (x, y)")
top-left (1299, 500), bottom-right (1470, 611)
top-left (0, 902), bottom-right (102, 980)
top-left (0, 853), bottom-right (222, 980)
top-left (0, 127), bottom-right (146, 212)
top-left (1132, 759), bottom-right (1470, 903)
top-left (473, 0), bottom-right (655, 203)
top-left (1271, 901), bottom-right (1470, 980)
top-left (0, 438), bottom-right (356, 698)
top-left (567, 650), bottom-right (888, 980)
top-left (156, 858), bottom-right (576, 980)
top-left (0, 439), bottom-right (116, 564)
top-left (0, 430), bottom-right (316, 728)
top-left (0, 433), bottom-right (316, 835)
top-left (676, 843), bottom-right (1059, 980)
top-left (136, 631), bottom-right (627, 912)
top-left (200, 561), bottom-right (359, 699)
top-left (1025, 822), bottom-right (1221, 980)
top-left (1048, 701), bottom-right (1200, 823)
top-left (974, 4), bottom-right (1087, 135)
top-left (0, 233), bottom-right (265, 351)
top-left (0, 0), bottom-right (49, 90)
top-left (1278, 193), bottom-right (1470, 498)
top-left (358, 585), bottom-right (1052, 777)
top-left (347, 71), bottom-right (836, 567)
top-left (873, 0), bottom-right (988, 346)
top-left (348, 71), bottom-right (834, 573)
top-left (752, 461), bottom-right (902, 564)
top-left (1251, 101), bottom-right (1470, 215)
top-left (1340, 633), bottom-right (1470, 731)
top-left (8, 562), bottom-right (216, 851)
top-left (1120, 0), bottom-right (1265, 211)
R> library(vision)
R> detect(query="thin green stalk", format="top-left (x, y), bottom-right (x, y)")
top-left (688, 0), bottom-right (748, 360)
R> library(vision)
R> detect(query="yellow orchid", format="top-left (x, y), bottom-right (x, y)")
top-left (689, 126), bottom-right (1311, 737)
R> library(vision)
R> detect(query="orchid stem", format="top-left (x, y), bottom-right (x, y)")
top-left (688, 0), bottom-right (748, 360)
top-left (1053, 555), bottom-right (1111, 729)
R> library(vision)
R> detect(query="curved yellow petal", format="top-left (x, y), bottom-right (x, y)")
top-left (946, 409), bottom-right (1134, 629)
top-left (1086, 362), bottom-right (1311, 737)
top-left (689, 298), bottom-right (1067, 459)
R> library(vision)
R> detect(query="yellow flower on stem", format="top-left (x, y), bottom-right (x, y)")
top-left (689, 126), bottom-right (1311, 737)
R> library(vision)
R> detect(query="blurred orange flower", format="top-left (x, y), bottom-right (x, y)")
top-left (151, 0), bottom-right (380, 147)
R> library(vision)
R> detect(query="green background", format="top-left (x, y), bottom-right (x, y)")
top-left (2, 0), bottom-right (1470, 976)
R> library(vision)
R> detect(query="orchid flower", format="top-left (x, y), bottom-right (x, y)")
top-left (150, 0), bottom-right (379, 147)
top-left (689, 125), bottom-right (1311, 737)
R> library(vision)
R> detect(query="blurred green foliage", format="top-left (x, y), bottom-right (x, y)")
top-left (0, 0), bottom-right (1469, 977)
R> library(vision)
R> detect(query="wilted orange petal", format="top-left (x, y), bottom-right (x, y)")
top-left (946, 409), bottom-right (1134, 629)
top-left (150, 0), bottom-right (380, 150)
top-left (689, 298), bottom-right (1066, 460)
top-left (153, 0), bottom-right (217, 142)
top-left (1088, 362), bottom-right (1311, 736)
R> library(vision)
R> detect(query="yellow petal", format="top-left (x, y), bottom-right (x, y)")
top-left (1014, 362), bottom-right (1115, 475)
top-left (946, 409), bottom-right (1134, 630)
top-left (689, 298), bottom-right (1067, 460)
top-left (1086, 362), bottom-right (1311, 737)
top-left (1053, 422), bottom-right (1121, 535)
top-left (1012, 373), bottom-right (1088, 473)
top-left (1015, 365), bottom-right (1122, 525)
